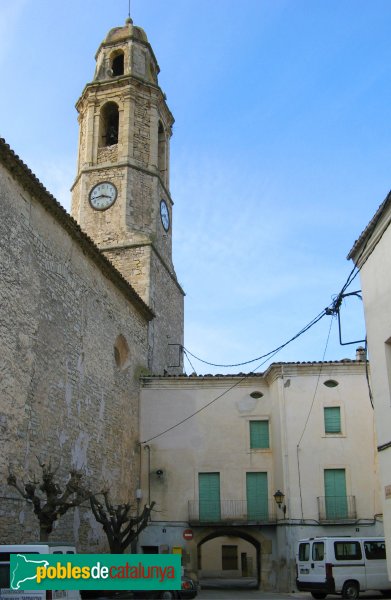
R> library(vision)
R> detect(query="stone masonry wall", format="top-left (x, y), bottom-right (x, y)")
top-left (148, 250), bottom-right (184, 375)
top-left (0, 161), bottom-right (149, 550)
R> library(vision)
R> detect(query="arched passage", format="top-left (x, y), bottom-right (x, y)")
top-left (197, 527), bottom-right (261, 589)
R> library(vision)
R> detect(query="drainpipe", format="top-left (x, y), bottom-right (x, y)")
top-left (144, 444), bottom-right (151, 507)
top-left (279, 365), bottom-right (294, 592)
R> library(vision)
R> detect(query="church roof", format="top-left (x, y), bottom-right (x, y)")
top-left (0, 137), bottom-right (154, 322)
top-left (104, 21), bottom-right (148, 44)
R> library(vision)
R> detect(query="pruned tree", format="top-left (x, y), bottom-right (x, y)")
top-left (8, 458), bottom-right (91, 541)
top-left (90, 489), bottom-right (155, 553)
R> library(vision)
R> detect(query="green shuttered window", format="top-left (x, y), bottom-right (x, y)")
top-left (199, 472), bottom-right (221, 521)
top-left (324, 468), bottom-right (348, 519)
top-left (250, 420), bottom-right (269, 449)
top-left (246, 472), bottom-right (268, 520)
top-left (324, 407), bottom-right (341, 433)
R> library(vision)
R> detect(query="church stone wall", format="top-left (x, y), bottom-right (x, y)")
top-left (102, 245), bottom-right (184, 375)
top-left (148, 250), bottom-right (184, 375)
top-left (0, 159), bottom-right (149, 550)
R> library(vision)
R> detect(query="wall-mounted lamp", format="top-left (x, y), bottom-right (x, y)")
top-left (156, 469), bottom-right (164, 479)
top-left (273, 489), bottom-right (287, 517)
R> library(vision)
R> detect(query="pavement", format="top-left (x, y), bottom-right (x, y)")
top-left (197, 589), bottom-right (385, 599)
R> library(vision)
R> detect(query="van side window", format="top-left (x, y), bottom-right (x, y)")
top-left (0, 564), bottom-right (10, 587)
top-left (364, 541), bottom-right (387, 560)
top-left (334, 541), bottom-right (362, 560)
top-left (312, 542), bottom-right (324, 561)
top-left (299, 543), bottom-right (310, 561)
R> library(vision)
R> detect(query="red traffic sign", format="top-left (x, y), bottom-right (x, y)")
top-left (183, 528), bottom-right (193, 541)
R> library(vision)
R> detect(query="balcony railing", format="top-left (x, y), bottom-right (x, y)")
top-left (188, 499), bottom-right (277, 524)
top-left (317, 495), bottom-right (357, 522)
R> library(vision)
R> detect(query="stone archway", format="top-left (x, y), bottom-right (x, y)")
top-left (197, 527), bottom-right (261, 589)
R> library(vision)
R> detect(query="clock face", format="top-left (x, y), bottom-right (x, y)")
top-left (89, 182), bottom-right (117, 211)
top-left (160, 199), bottom-right (170, 232)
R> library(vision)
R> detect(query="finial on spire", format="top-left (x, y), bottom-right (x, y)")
top-left (126, 0), bottom-right (133, 24)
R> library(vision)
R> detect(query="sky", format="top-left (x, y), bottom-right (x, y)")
top-left (1, 0), bottom-right (390, 375)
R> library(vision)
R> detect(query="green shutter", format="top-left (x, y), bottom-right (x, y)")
top-left (250, 421), bottom-right (269, 449)
top-left (324, 407), bottom-right (341, 433)
top-left (324, 469), bottom-right (348, 519)
top-left (246, 472), bottom-right (268, 520)
top-left (199, 473), bottom-right (221, 521)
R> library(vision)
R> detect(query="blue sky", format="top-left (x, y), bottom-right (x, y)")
top-left (1, 0), bottom-right (390, 374)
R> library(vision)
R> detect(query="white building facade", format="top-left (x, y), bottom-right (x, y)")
top-left (139, 357), bottom-right (383, 591)
top-left (348, 191), bottom-right (391, 578)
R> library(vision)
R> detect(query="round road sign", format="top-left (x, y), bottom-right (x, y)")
top-left (183, 528), bottom-right (193, 541)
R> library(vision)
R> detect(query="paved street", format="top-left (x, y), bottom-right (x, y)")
top-left (197, 590), bottom-right (385, 599)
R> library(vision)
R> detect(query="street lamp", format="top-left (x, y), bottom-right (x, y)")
top-left (273, 489), bottom-right (287, 517)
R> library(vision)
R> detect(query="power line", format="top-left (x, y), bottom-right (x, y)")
top-left (183, 308), bottom-right (328, 368)
top-left (141, 314), bottom-right (328, 444)
top-left (296, 315), bottom-right (334, 519)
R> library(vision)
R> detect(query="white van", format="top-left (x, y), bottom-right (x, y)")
top-left (0, 543), bottom-right (81, 600)
top-left (296, 536), bottom-right (391, 599)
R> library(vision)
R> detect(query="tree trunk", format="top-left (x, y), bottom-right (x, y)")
top-left (40, 526), bottom-right (50, 542)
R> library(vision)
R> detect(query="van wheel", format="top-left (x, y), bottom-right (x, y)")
top-left (160, 592), bottom-right (178, 599)
top-left (311, 593), bottom-right (327, 599)
top-left (381, 592), bottom-right (391, 599)
top-left (342, 581), bottom-right (360, 599)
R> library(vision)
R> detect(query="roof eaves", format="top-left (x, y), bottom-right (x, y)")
top-left (0, 138), bottom-right (154, 322)
top-left (347, 190), bottom-right (391, 262)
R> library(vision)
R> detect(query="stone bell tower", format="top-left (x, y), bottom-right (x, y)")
top-left (71, 18), bottom-right (184, 374)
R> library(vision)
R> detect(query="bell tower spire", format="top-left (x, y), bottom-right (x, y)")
top-left (71, 19), bottom-right (184, 375)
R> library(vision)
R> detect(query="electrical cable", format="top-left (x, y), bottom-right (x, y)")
top-left (296, 315), bottom-right (334, 520)
top-left (183, 349), bottom-right (197, 376)
top-left (364, 338), bottom-right (374, 409)
top-left (183, 308), bottom-right (328, 368)
top-left (141, 316), bottom-right (328, 444)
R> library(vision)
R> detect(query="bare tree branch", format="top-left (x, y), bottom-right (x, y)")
top-left (8, 460), bottom-right (91, 541)
top-left (90, 491), bottom-right (155, 553)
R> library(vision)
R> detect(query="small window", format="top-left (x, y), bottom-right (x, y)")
top-left (324, 379), bottom-right (339, 388)
top-left (324, 407), bottom-right (341, 434)
top-left (364, 541), bottom-right (386, 560)
top-left (112, 52), bottom-right (124, 76)
top-left (114, 334), bottom-right (130, 369)
top-left (334, 541), bottom-right (362, 561)
top-left (100, 102), bottom-right (119, 147)
top-left (222, 545), bottom-right (238, 570)
top-left (299, 543), bottom-right (310, 561)
top-left (158, 121), bottom-right (167, 184)
top-left (312, 542), bottom-right (324, 561)
top-left (250, 420), bottom-right (269, 449)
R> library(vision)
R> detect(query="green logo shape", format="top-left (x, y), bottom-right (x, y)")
top-left (10, 554), bottom-right (181, 591)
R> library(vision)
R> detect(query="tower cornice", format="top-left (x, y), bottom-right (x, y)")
top-left (75, 75), bottom-right (174, 127)
top-left (70, 160), bottom-right (174, 204)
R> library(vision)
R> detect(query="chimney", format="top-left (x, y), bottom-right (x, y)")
top-left (356, 346), bottom-right (366, 361)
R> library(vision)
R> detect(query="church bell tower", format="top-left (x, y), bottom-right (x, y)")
top-left (71, 18), bottom-right (184, 374)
